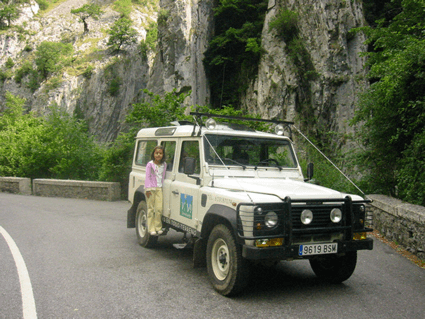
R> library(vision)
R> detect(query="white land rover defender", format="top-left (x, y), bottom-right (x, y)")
top-left (127, 113), bottom-right (373, 296)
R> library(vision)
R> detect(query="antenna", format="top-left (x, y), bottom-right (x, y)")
top-left (292, 125), bottom-right (367, 197)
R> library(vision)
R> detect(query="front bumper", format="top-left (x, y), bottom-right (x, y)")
top-left (242, 238), bottom-right (374, 260)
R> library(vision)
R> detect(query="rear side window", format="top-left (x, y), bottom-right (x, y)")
top-left (135, 140), bottom-right (157, 166)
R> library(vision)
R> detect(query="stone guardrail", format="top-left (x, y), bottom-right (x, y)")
top-left (368, 194), bottom-right (425, 260)
top-left (0, 177), bottom-right (120, 201)
top-left (0, 177), bottom-right (32, 195)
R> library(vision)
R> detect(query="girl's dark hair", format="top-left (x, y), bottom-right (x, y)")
top-left (150, 145), bottom-right (166, 163)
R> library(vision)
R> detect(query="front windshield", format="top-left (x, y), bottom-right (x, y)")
top-left (204, 134), bottom-right (297, 168)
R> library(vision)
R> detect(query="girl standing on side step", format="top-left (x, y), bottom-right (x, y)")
top-left (145, 145), bottom-right (167, 236)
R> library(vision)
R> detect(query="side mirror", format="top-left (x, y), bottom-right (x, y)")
top-left (183, 157), bottom-right (196, 175)
top-left (307, 162), bottom-right (314, 180)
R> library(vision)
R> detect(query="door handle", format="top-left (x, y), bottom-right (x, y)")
top-left (172, 190), bottom-right (179, 195)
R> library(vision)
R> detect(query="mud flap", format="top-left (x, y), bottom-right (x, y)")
top-left (193, 238), bottom-right (207, 268)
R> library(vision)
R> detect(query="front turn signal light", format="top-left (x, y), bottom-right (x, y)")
top-left (255, 238), bottom-right (283, 247)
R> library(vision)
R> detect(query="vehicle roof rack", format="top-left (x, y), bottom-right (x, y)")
top-left (190, 112), bottom-right (294, 126)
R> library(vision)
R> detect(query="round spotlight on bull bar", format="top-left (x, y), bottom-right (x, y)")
top-left (275, 124), bottom-right (285, 136)
top-left (205, 118), bottom-right (217, 130)
top-left (300, 209), bottom-right (313, 225)
top-left (330, 208), bottom-right (342, 223)
top-left (265, 211), bottom-right (278, 228)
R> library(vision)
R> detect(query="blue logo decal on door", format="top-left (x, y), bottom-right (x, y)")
top-left (180, 194), bottom-right (193, 219)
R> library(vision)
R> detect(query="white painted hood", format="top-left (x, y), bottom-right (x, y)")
top-left (211, 177), bottom-right (361, 201)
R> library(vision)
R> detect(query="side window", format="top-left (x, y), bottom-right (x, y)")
top-left (135, 140), bottom-right (157, 166)
top-left (179, 141), bottom-right (200, 174)
top-left (161, 140), bottom-right (176, 172)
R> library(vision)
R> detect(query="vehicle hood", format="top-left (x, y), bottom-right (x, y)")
top-left (211, 178), bottom-right (358, 201)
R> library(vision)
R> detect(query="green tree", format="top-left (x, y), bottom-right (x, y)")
top-left (126, 89), bottom-right (191, 128)
top-left (203, 0), bottom-right (268, 108)
top-left (351, 0), bottom-right (425, 203)
top-left (0, 3), bottom-right (19, 27)
top-left (107, 17), bottom-right (138, 52)
top-left (71, 3), bottom-right (103, 34)
top-left (0, 91), bottom-right (26, 129)
top-left (35, 41), bottom-right (73, 79)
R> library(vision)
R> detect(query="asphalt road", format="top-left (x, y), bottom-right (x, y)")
top-left (1, 192), bottom-right (424, 319)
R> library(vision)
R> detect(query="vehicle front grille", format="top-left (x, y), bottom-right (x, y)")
top-left (291, 205), bottom-right (344, 229)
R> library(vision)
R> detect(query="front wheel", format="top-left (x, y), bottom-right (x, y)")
top-left (206, 224), bottom-right (249, 296)
top-left (135, 201), bottom-right (158, 248)
top-left (309, 251), bottom-right (357, 283)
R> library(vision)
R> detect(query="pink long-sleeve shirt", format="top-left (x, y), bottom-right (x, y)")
top-left (145, 161), bottom-right (167, 190)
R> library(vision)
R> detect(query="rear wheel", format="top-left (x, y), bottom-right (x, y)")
top-left (206, 224), bottom-right (249, 296)
top-left (309, 251), bottom-right (357, 283)
top-left (135, 201), bottom-right (157, 248)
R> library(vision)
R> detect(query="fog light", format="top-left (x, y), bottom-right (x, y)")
top-left (301, 209), bottom-right (313, 225)
top-left (205, 118), bottom-right (216, 130)
top-left (330, 208), bottom-right (342, 223)
top-left (268, 238), bottom-right (283, 246)
top-left (353, 232), bottom-right (367, 240)
top-left (256, 239), bottom-right (269, 247)
top-left (275, 124), bottom-right (285, 135)
top-left (265, 211), bottom-right (278, 228)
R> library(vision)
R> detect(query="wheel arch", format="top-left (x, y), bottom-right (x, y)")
top-left (201, 204), bottom-right (241, 244)
top-left (127, 186), bottom-right (146, 228)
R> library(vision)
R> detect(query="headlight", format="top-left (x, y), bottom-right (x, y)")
top-left (264, 211), bottom-right (278, 228)
top-left (301, 209), bottom-right (313, 225)
top-left (330, 208), bottom-right (342, 223)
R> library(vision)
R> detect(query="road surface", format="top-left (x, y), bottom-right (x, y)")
top-left (1, 193), bottom-right (424, 319)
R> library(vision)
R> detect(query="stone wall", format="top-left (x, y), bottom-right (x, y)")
top-left (0, 177), bottom-right (121, 201)
top-left (33, 179), bottom-right (120, 201)
top-left (0, 177), bottom-right (31, 195)
top-left (368, 194), bottom-right (425, 260)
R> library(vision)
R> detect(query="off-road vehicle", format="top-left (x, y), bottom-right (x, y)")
top-left (127, 113), bottom-right (373, 296)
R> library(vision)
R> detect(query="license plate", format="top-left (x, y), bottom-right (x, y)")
top-left (298, 243), bottom-right (338, 256)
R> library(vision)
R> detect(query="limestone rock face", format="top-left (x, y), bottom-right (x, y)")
top-left (0, 0), bottom-right (368, 144)
top-left (243, 0), bottom-right (368, 143)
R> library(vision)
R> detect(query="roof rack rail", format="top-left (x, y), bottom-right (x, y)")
top-left (189, 112), bottom-right (294, 126)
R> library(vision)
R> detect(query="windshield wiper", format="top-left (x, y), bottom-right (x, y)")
top-left (254, 159), bottom-right (283, 171)
top-left (222, 158), bottom-right (247, 170)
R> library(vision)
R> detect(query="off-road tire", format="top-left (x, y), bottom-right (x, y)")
top-left (206, 224), bottom-right (249, 296)
top-left (135, 201), bottom-right (158, 248)
top-left (309, 251), bottom-right (357, 283)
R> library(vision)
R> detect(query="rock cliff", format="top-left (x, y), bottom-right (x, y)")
top-left (0, 0), bottom-right (367, 145)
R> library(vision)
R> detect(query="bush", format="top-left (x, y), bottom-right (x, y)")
top-left (15, 60), bottom-right (33, 84)
top-left (35, 41), bottom-right (73, 79)
top-left (99, 132), bottom-right (134, 198)
top-left (269, 9), bottom-right (299, 42)
top-left (36, 0), bottom-right (49, 11)
top-left (82, 65), bottom-right (94, 79)
top-left (0, 92), bottom-right (103, 180)
top-left (108, 75), bottom-right (122, 96)
top-left (5, 57), bottom-right (14, 68)
top-left (397, 129), bottom-right (425, 205)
